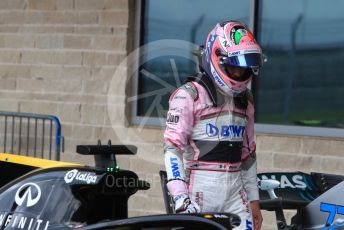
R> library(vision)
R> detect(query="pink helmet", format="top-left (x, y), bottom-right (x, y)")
top-left (201, 21), bottom-right (263, 96)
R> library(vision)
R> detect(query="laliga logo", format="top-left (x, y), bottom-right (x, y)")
top-left (15, 183), bottom-right (41, 207)
top-left (64, 169), bottom-right (78, 183)
top-left (64, 169), bottom-right (98, 184)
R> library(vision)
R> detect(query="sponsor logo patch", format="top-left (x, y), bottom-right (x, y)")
top-left (212, 70), bottom-right (225, 87)
top-left (166, 113), bottom-right (180, 124)
top-left (258, 174), bottom-right (307, 189)
top-left (246, 219), bottom-right (253, 230)
top-left (0, 212), bottom-right (50, 230)
top-left (229, 51), bottom-right (241, 56)
top-left (170, 157), bottom-right (181, 178)
top-left (64, 169), bottom-right (98, 184)
top-left (15, 183), bottom-right (41, 207)
top-left (206, 123), bottom-right (245, 138)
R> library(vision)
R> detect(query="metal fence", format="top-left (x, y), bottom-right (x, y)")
top-left (0, 111), bottom-right (64, 161)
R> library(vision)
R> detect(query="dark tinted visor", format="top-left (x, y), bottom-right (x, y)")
top-left (223, 53), bottom-right (263, 68)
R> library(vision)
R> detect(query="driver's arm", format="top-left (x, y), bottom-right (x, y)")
top-left (163, 87), bottom-right (194, 197)
top-left (241, 97), bottom-right (263, 229)
top-left (241, 92), bottom-right (259, 202)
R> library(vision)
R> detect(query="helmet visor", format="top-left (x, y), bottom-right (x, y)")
top-left (223, 53), bottom-right (263, 68)
top-left (221, 65), bottom-right (252, 82)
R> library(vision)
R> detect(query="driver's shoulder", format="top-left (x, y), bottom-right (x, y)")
top-left (172, 81), bottom-right (201, 102)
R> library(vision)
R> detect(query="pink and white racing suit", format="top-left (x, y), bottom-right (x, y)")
top-left (164, 75), bottom-right (259, 230)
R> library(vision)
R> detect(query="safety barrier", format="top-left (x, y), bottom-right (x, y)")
top-left (0, 111), bottom-right (64, 161)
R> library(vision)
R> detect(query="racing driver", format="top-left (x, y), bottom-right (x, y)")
top-left (164, 21), bottom-right (264, 230)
